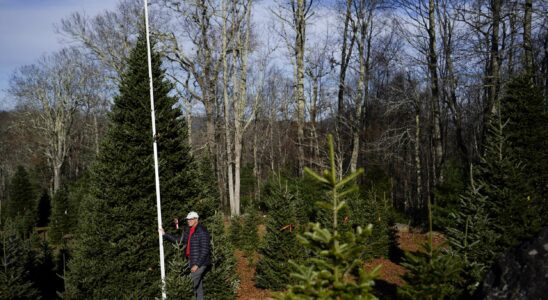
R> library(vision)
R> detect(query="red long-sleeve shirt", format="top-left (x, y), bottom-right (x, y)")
top-left (186, 225), bottom-right (197, 257)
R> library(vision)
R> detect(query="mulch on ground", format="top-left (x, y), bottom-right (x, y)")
top-left (397, 230), bottom-right (446, 253)
top-left (235, 250), bottom-right (273, 300)
top-left (364, 257), bottom-right (407, 286)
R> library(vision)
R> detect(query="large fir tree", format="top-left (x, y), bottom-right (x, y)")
top-left (447, 115), bottom-right (542, 296)
top-left (475, 118), bottom-right (541, 250)
top-left (501, 75), bottom-right (548, 209)
top-left (65, 27), bottom-right (210, 298)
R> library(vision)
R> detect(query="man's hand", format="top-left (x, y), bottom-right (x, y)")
top-left (191, 265), bottom-right (199, 273)
top-left (158, 227), bottom-right (165, 235)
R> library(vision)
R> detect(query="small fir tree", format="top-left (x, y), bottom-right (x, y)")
top-left (278, 135), bottom-right (378, 300)
top-left (36, 190), bottom-right (51, 227)
top-left (49, 188), bottom-right (73, 244)
top-left (0, 220), bottom-right (39, 299)
top-left (202, 212), bottom-right (239, 299)
top-left (7, 166), bottom-right (36, 235)
top-left (432, 160), bottom-right (466, 230)
top-left (255, 178), bottom-right (304, 290)
top-left (397, 242), bottom-right (465, 300)
top-left (30, 240), bottom-right (60, 299)
top-left (230, 215), bottom-right (244, 248)
top-left (446, 169), bottom-right (499, 293)
top-left (65, 27), bottom-right (212, 298)
top-left (241, 207), bottom-right (260, 256)
top-left (347, 188), bottom-right (393, 260)
top-left (165, 243), bottom-right (193, 298)
top-left (398, 192), bottom-right (466, 299)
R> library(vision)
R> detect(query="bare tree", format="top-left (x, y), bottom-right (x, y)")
top-left (56, 0), bottom-right (143, 87)
top-left (523, 0), bottom-right (533, 72)
top-left (349, 0), bottom-right (378, 173)
top-left (272, 0), bottom-right (315, 174)
top-left (9, 48), bottom-right (103, 193)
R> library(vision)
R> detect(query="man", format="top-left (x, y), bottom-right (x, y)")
top-left (159, 211), bottom-right (211, 300)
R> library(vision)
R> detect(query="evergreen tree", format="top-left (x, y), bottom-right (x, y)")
top-left (432, 160), bottom-right (466, 230)
top-left (398, 181), bottom-right (466, 299)
top-left (501, 75), bottom-right (548, 214)
top-left (166, 212), bottom-right (238, 299)
top-left (241, 207), bottom-right (260, 256)
top-left (36, 190), bottom-right (51, 227)
top-left (476, 118), bottom-right (541, 250)
top-left (202, 212), bottom-right (239, 299)
top-left (255, 179), bottom-right (304, 290)
top-left (7, 166), bottom-right (36, 235)
top-left (446, 117), bottom-right (542, 296)
top-left (0, 220), bottom-right (39, 299)
top-left (229, 215), bottom-right (244, 248)
top-left (446, 171), bottom-right (499, 293)
top-left (278, 135), bottom-right (377, 300)
top-left (165, 241), bottom-right (193, 298)
top-left (347, 188), bottom-right (393, 260)
top-left (66, 27), bottom-right (210, 298)
top-left (397, 242), bottom-right (465, 300)
top-left (49, 188), bottom-right (73, 244)
top-left (30, 240), bottom-right (60, 299)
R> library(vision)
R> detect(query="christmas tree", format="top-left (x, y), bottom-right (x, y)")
top-left (255, 178), bottom-right (304, 290)
top-left (278, 135), bottom-right (378, 300)
top-left (6, 166), bottom-right (36, 235)
top-left (0, 220), bottom-right (39, 299)
top-left (65, 26), bottom-right (207, 298)
top-left (501, 75), bottom-right (548, 215)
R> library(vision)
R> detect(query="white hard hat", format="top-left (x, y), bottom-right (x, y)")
top-left (186, 211), bottom-right (199, 219)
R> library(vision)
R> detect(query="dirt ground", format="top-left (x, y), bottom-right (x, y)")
top-left (235, 250), bottom-right (273, 300)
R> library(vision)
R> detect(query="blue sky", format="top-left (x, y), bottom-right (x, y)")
top-left (0, 0), bottom-right (118, 110)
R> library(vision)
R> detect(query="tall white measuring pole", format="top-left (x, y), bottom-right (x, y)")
top-left (143, 1), bottom-right (167, 299)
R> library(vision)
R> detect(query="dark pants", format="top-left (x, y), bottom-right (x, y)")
top-left (190, 265), bottom-right (207, 300)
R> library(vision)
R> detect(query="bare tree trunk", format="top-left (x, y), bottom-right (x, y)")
top-left (93, 113), bottom-right (100, 155)
top-left (232, 0), bottom-right (252, 216)
top-left (350, 0), bottom-right (374, 173)
top-left (484, 0), bottom-right (501, 127)
top-left (310, 75), bottom-right (320, 161)
top-left (414, 112), bottom-right (423, 214)
top-left (253, 115), bottom-right (260, 203)
top-left (221, 0), bottom-right (236, 216)
top-left (186, 101), bottom-right (193, 150)
top-left (438, 0), bottom-right (469, 165)
top-left (428, 0), bottom-right (443, 185)
top-left (336, 0), bottom-right (356, 177)
top-left (523, 0), bottom-right (533, 73)
top-left (295, 0), bottom-right (306, 175)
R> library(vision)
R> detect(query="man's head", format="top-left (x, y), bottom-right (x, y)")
top-left (186, 211), bottom-right (199, 227)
